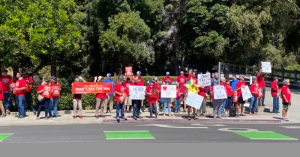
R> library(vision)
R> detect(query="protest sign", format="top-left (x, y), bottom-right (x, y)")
top-left (160, 85), bottom-right (176, 98)
top-left (261, 62), bottom-right (271, 73)
top-left (185, 92), bottom-right (204, 109)
top-left (198, 73), bottom-right (211, 86)
top-left (242, 86), bottom-right (252, 100)
top-left (213, 85), bottom-right (227, 99)
top-left (129, 86), bottom-right (146, 100)
top-left (72, 82), bottom-right (112, 94)
top-left (125, 66), bottom-right (133, 76)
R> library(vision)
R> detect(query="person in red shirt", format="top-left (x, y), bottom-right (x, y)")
top-left (174, 82), bottom-right (184, 113)
top-left (153, 77), bottom-right (161, 114)
top-left (114, 77), bottom-right (127, 122)
top-left (281, 79), bottom-right (291, 121)
top-left (0, 81), bottom-right (6, 117)
top-left (249, 77), bottom-right (259, 114)
top-left (72, 76), bottom-right (86, 119)
top-left (22, 70), bottom-right (35, 112)
top-left (235, 75), bottom-right (247, 116)
top-left (256, 68), bottom-right (266, 106)
top-left (0, 69), bottom-right (12, 114)
top-left (14, 72), bottom-right (27, 118)
top-left (162, 72), bottom-right (173, 84)
top-left (271, 77), bottom-right (280, 113)
top-left (188, 69), bottom-right (193, 79)
top-left (176, 70), bottom-right (187, 112)
top-left (94, 76), bottom-right (106, 118)
top-left (191, 72), bottom-right (198, 84)
top-left (197, 86), bottom-right (207, 116)
top-left (123, 77), bottom-right (133, 113)
top-left (36, 78), bottom-right (52, 120)
top-left (224, 80), bottom-right (233, 114)
top-left (146, 79), bottom-right (158, 118)
top-left (50, 76), bottom-right (61, 118)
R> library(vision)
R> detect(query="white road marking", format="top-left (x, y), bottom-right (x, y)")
top-left (190, 124), bottom-right (226, 126)
top-left (139, 124), bottom-right (208, 128)
top-left (281, 126), bottom-right (300, 129)
top-left (106, 138), bottom-right (155, 140)
top-left (103, 130), bottom-right (149, 132)
top-left (218, 128), bottom-right (259, 132)
top-left (249, 138), bottom-right (298, 140)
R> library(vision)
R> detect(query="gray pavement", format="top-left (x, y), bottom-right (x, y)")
top-left (0, 86), bottom-right (299, 126)
top-left (1, 123), bottom-right (300, 143)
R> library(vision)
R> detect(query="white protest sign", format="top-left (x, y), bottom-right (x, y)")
top-left (185, 92), bottom-right (204, 109)
top-left (242, 86), bottom-right (252, 101)
top-left (261, 62), bottom-right (271, 73)
top-left (198, 73), bottom-right (211, 86)
top-left (213, 85), bottom-right (227, 99)
top-left (129, 86), bottom-right (146, 100)
top-left (160, 85), bottom-right (176, 98)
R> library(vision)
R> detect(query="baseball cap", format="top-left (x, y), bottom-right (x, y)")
top-left (149, 79), bottom-right (154, 83)
top-left (137, 71), bottom-right (142, 75)
top-left (153, 77), bottom-right (158, 81)
top-left (107, 73), bottom-right (111, 77)
top-left (166, 72), bottom-right (170, 75)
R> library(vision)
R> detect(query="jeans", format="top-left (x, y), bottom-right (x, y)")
top-left (163, 98), bottom-right (171, 114)
top-left (116, 102), bottom-right (125, 118)
top-left (174, 98), bottom-right (182, 112)
top-left (25, 92), bottom-right (35, 111)
top-left (213, 99), bottom-right (223, 117)
top-left (249, 96), bottom-right (257, 113)
top-left (132, 100), bottom-right (142, 118)
top-left (4, 92), bottom-right (10, 110)
top-left (257, 87), bottom-right (265, 105)
top-left (52, 98), bottom-right (59, 116)
top-left (149, 104), bottom-right (157, 117)
top-left (225, 97), bottom-right (233, 109)
top-left (221, 99), bottom-right (227, 114)
top-left (272, 96), bottom-right (279, 113)
top-left (48, 98), bottom-right (53, 117)
top-left (36, 99), bottom-right (50, 118)
top-left (17, 96), bottom-right (25, 117)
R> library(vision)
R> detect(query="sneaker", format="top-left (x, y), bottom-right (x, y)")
top-left (1, 115), bottom-right (6, 117)
top-left (73, 115), bottom-right (76, 119)
top-left (36, 117), bottom-right (40, 120)
top-left (79, 115), bottom-right (83, 119)
top-left (133, 117), bottom-right (137, 120)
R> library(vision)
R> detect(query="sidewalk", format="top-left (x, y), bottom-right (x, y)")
top-left (1, 87), bottom-right (299, 126)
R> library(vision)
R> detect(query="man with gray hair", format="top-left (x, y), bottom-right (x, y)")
top-left (281, 79), bottom-right (291, 121)
top-left (211, 72), bottom-right (219, 87)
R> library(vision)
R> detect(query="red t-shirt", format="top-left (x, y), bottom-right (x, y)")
top-left (15, 77), bottom-right (27, 96)
top-left (162, 76), bottom-right (172, 84)
top-left (176, 87), bottom-right (184, 99)
top-left (188, 73), bottom-right (193, 79)
top-left (0, 82), bottom-right (4, 100)
top-left (198, 87), bottom-right (206, 98)
top-left (236, 81), bottom-right (246, 97)
top-left (51, 82), bottom-right (61, 98)
top-left (250, 84), bottom-right (259, 97)
top-left (281, 85), bottom-right (291, 103)
top-left (96, 93), bottom-right (106, 99)
top-left (256, 74), bottom-right (265, 87)
top-left (146, 85), bottom-right (158, 104)
top-left (191, 77), bottom-right (198, 84)
top-left (176, 76), bottom-right (187, 86)
top-left (24, 75), bottom-right (33, 92)
top-left (154, 82), bottom-right (160, 99)
top-left (114, 83), bottom-right (126, 102)
top-left (123, 81), bottom-right (132, 95)
top-left (37, 85), bottom-right (44, 93)
top-left (271, 81), bottom-right (279, 97)
top-left (225, 84), bottom-right (233, 97)
top-left (137, 76), bottom-right (144, 85)
top-left (0, 75), bottom-right (12, 92)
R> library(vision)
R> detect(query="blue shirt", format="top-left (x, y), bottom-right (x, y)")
top-left (104, 78), bottom-right (114, 96)
top-left (231, 78), bottom-right (239, 90)
top-left (211, 77), bottom-right (219, 87)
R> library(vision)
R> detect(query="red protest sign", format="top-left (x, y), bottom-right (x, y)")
top-left (72, 82), bottom-right (113, 94)
top-left (125, 66), bottom-right (133, 76)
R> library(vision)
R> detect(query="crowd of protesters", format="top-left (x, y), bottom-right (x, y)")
top-left (0, 68), bottom-right (292, 121)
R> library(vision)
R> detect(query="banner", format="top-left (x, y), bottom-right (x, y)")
top-left (185, 92), bottom-right (204, 109)
top-left (160, 85), bottom-right (176, 98)
top-left (72, 82), bottom-right (113, 94)
top-left (125, 66), bottom-right (133, 76)
top-left (213, 85), bottom-right (227, 99)
top-left (198, 73), bottom-right (211, 86)
top-left (129, 86), bottom-right (146, 100)
top-left (242, 86), bottom-right (252, 101)
top-left (261, 62), bottom-right (271, 73)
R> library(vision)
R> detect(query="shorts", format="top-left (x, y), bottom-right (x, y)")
top-left (124, 97), bottom-right (132, 106)
top-left (282, 103), bottom-right (290, 111)
top-left (238, 97), bottom-right (245, 104)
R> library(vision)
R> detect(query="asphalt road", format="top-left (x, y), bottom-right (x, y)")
top-left (1, 123), bottom-right (300, 143)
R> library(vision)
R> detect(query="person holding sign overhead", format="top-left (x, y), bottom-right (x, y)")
top-left (94, 76), bottom-right (106, 119)
top-left (256, 68), bottom-right (266, 106)
top-left (235, 75), bottom-right (247, 116)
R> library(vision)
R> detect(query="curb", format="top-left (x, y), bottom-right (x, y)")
top-left (102, 118), bottom-right (281, 124)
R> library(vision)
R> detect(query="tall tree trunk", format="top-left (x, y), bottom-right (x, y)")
top-left (51, 59), bottom-right (57, 77)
